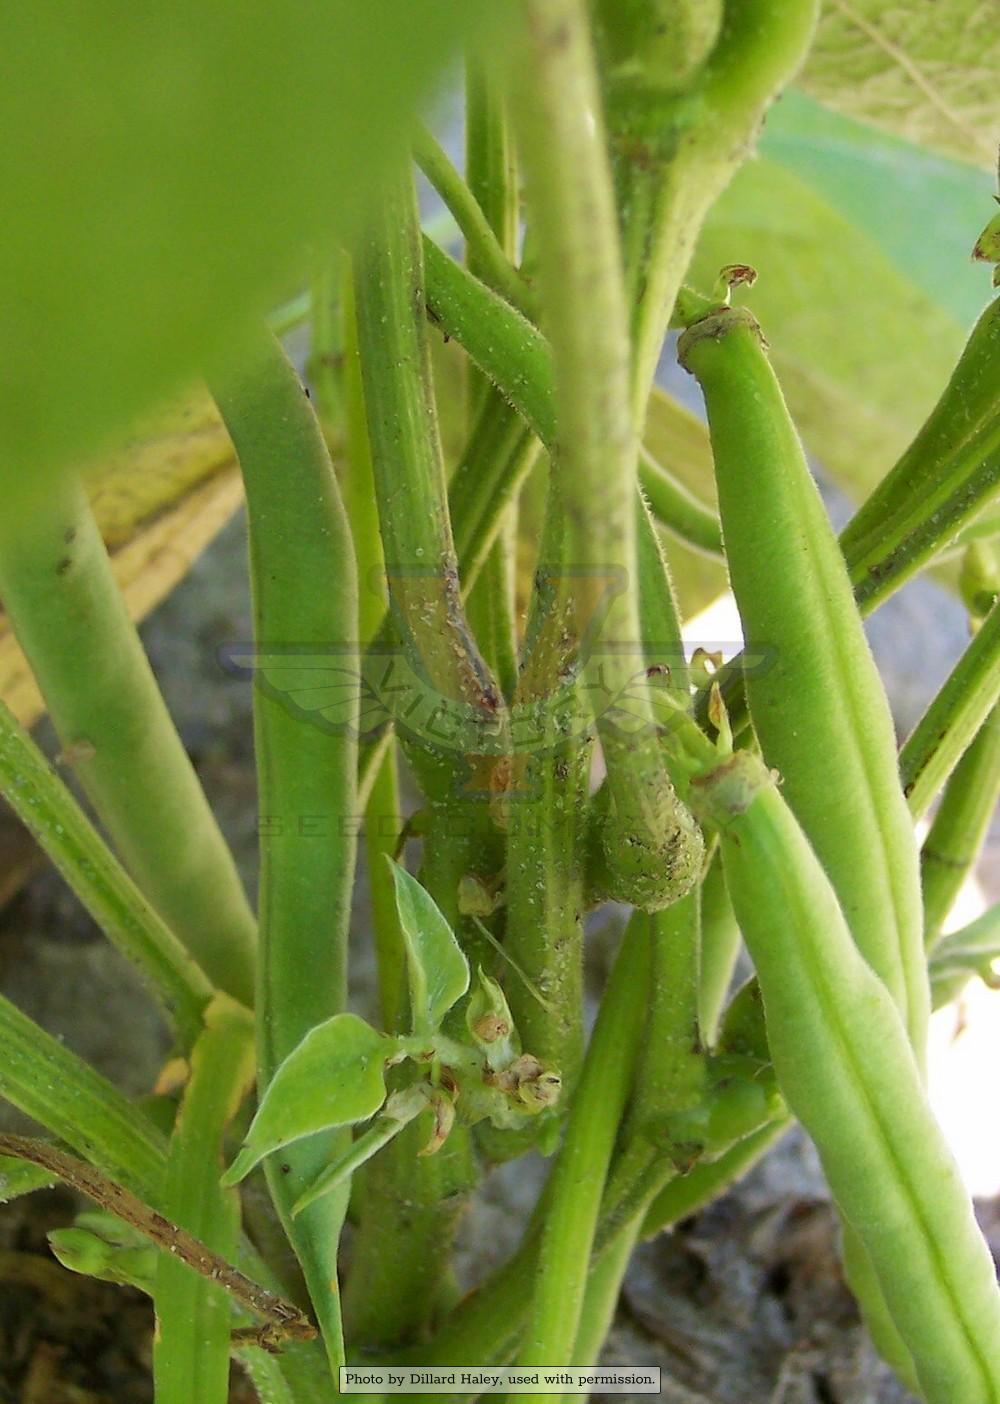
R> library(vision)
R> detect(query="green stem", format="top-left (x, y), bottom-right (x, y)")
top-left (929, 904), bottom-right (1000, 1008)
top-left (343, 824), bottom-right (482, 1348)
top-left (353, 167), bottom-right (506, 804)
top-left (698, 850), bottom-right (741, 1045)
top-left (921, 704), bottom-right (1000, 948)
top-left (0, 698), bottom-right (214, 1049)
top-left (500, 479), bottom-right (592, 1104)
top-left (639, 1116), bottom-right (790, 1238)
top-left (341, 256), bottom-right (408, 1034)
top-left (449, 394), bottom-right (541, 594)
top-left (512, 0), bottom-right (702, 914)
top-left (211, 327), bottom-right (359, 1380)
top-left (0, 475), bottom-right (256, 1004)
top-left (638, 445), bottom-right (724, 557)
top-left (900, 602), bottom-right (1000, 820)
top-left (413, 124), bottom-right (533, 319)
top-left (570, 1221), bottom-right (639, 1370)
top-left (463, 75), bottom-right (522, 699)
top-left (516, 913), bottom-right (649, 1380)
top-left (623, 0), bottom-right (820, 410)
top-left (154, 997), bottom-right (255, 1404)
top-left (599, 894), bottom-right (704, 1245)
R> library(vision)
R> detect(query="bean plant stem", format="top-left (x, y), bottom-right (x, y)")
top-left (339, 259), bottom-right (408, 1033)
top-left (413, 123), bottom-right (533, 319)
top-left (347, 162), bottom-right (506, 1344)
top-left (512, 0), bottom-right (702, 917)
top-left (153, 997), bottom-right (257, 1404)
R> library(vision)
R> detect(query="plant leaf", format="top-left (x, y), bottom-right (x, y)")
top-left (387, 859), bottom-right (470, 1035)
top-left (761, 91), bottom-right (994, 327)
top-left (801, 0), bottom-right (997, 168)
top-left (221, 1014), bottom-right (391, 1185)
top-left (0, 1), bottom-right (497, 478)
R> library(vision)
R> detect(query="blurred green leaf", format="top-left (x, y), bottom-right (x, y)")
top-left (802, 0), bottom-right (997, 168)
top-left (762, 91), bottom-right (994, 326)
top-left (388, 859), bottom-right (470, 1036)
top-left (221, 1013), bottom-right (391, 1184)
top-left (0, 1), bottom-right (496, 476)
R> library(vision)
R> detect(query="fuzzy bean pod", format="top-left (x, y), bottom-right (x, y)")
top-left (679, 306), bottom-right (928, 1057)
top-left (691, 753), bottom-right (1000, 1404)
top-left (841, 296), bottom-right (1000, 593)
top-left (211, 328), bottom-right (358, 1376)
top-left (921, 704), bottom-right (1000, 949)
top-left (0, 476), bottom-right (256, 1004)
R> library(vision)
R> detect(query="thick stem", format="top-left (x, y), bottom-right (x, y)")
top-left (512, 0), bottom-right (702, 913)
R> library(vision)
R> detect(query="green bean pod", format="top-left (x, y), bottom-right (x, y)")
top-left (921, 704), bottom-right (1000, 949)
top-left (901, 599), bottom-right (1000, 820)
top-left (691, 753), bottom-right (1000, 1404)
top-left (0, 475), bottom-right (256, 1004)
top-left (679, 306), bottom-right (928, 1057)
top-left (841, 295), bottom-right (1000, 580)
top-left (211, 328), bottom-right (359, 1375)
top-left (697, 851), bottom-right (741, 1045)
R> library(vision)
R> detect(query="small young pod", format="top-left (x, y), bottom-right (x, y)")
top-left (691, 752), bottom-right (1000, 1404)
top-left (679, 306), bottom-right (928, 1057)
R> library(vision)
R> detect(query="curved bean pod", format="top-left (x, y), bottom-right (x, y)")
top-left (841, 296), bottom-right (1000, 580)
top-left (211, 328), bottom-right (358, 1375)
top-left (691, 754), bottom-right (1000, 1404)
top-left (0, 476), bottom-right (256, 1004)
top-left (679, 306), bottom-right (928, 1056)
top-left (921, 704), bottom-right (1000, 949)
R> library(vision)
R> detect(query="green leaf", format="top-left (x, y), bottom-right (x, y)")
top-left (387, 859), bottom-right (470, 1035)
top-left (0, 1), bottom-right (497, 478)
top-left (690, 154), bottom-right (972, 509)
top-left (761, 91), bottom-right (994, 327)
top-left (221, 1014), bottom-right (391, 1185)
top-left (801, 0), bottom-right (997, 168)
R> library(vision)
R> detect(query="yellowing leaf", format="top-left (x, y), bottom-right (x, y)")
top-left (802, 0), bottom-right (998, 168)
